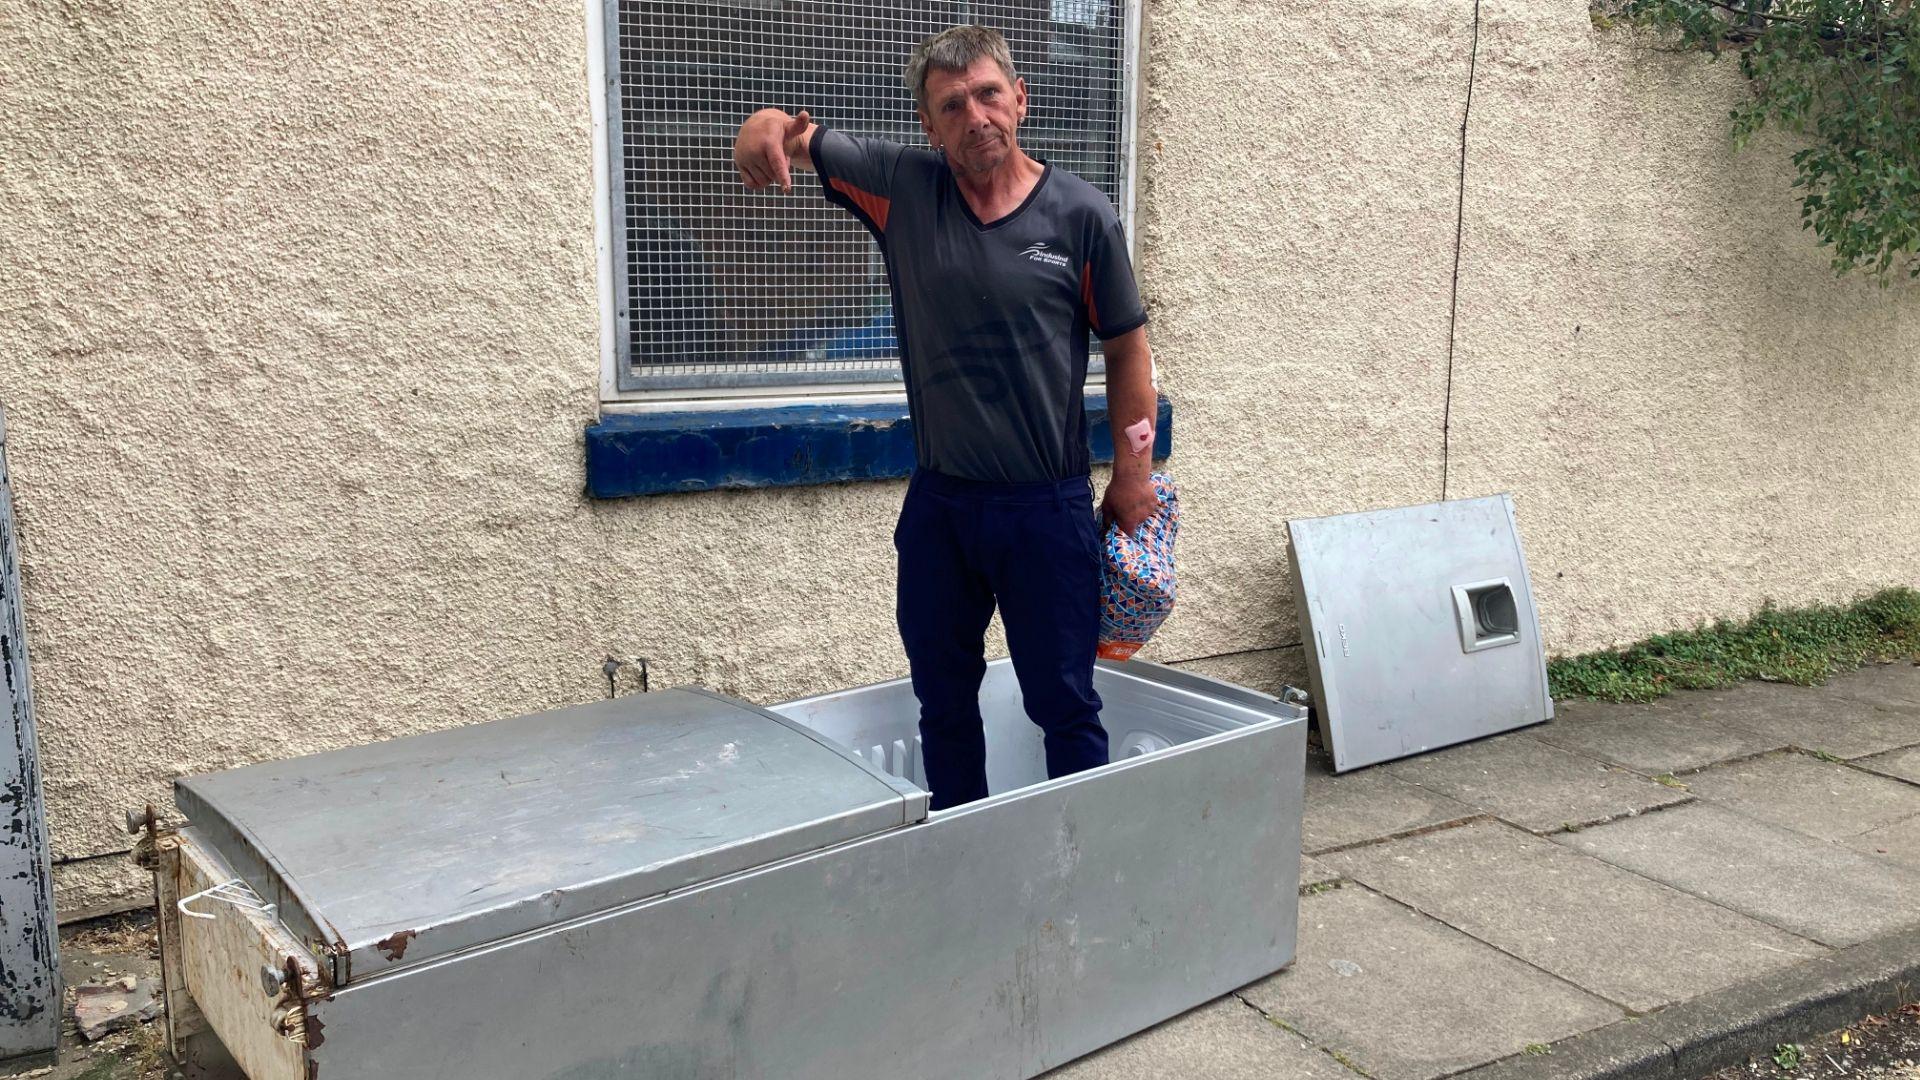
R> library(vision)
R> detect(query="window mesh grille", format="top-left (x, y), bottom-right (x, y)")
top-left (613, 0), bottom-right (1130, 389)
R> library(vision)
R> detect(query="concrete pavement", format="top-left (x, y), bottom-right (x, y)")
top-left (1051, 661), bottom-right (1920, 1080)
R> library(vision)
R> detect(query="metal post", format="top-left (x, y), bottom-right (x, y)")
top-left (0, 408), bottom-right (60, 1063)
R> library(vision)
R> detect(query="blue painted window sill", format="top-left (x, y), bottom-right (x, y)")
top-left (585, 395), bottom-right (1173, 499)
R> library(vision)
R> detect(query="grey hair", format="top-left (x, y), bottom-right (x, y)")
top-left (904, 25), bottom-right (1018, 110)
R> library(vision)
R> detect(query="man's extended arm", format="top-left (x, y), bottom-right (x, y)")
top-left (734, 109), bottom-right (819, 192)
top-left (1099, 326), bottom-right (1159, 536)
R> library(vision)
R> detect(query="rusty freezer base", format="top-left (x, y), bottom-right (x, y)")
top-left (163, 659), bottom-right (1307, 1080)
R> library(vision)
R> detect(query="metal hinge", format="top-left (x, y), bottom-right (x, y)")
top-left (267, 956), bottom-right (325, 1047)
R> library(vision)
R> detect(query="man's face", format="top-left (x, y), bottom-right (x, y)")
top-left (919, 56), bottom-right (1027, 176)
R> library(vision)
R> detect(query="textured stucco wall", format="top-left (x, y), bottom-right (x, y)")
top-left (1135, 0), bottom-right (1920, 681)
top-left (2, 0), bottom-right (1915, 914)
top-left (1445, 3), bottom-right (1920, 648)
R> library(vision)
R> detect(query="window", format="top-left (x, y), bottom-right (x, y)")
top-left (595, 0), bottom-right (1139, 400)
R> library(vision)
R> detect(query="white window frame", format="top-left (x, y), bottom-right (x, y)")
top-left (588, 0), bottom-right (1143, 411)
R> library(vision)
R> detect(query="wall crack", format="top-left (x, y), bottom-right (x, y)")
top-left (1441, 0), bottom-right (1483, 502)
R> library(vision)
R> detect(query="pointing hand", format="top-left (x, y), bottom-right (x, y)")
top-left (734, 109), bottom-right (811, 193)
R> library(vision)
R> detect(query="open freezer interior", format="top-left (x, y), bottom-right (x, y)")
top-left (768, 658), bottom-right (1281, 804)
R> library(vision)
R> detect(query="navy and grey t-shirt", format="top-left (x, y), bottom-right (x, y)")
top-left (810, 126), bottom-right (1148, 484)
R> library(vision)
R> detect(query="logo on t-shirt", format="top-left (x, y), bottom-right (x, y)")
top-left (1019, 241), bottom-right (1072, 269)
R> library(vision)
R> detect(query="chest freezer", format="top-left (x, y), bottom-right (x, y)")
top-left (143, 658), bottom-right (1307, 1080)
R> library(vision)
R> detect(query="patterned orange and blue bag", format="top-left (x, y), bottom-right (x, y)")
top-left (1097, 472), bottom-right (1178, 661)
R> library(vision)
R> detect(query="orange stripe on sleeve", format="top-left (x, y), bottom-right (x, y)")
top-left (1081, 263), bottom-right (1100, 334)
top-left (828, 177), bottom-right (890, 232)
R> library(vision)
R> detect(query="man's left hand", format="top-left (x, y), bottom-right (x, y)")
top-left (1100, 474), bottom-right (1159, 538)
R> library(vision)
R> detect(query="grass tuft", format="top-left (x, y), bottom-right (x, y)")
top-left (1548, 588), bottom-right (1920, 703)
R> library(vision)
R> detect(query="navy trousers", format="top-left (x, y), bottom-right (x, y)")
top-left (895, 468), bottom-right (1109, 810)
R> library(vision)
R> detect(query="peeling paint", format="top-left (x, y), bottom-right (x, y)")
top-left (0, 419), bottom-right (59, 1058)
top-left (374, 929), bottom-right (418, 963)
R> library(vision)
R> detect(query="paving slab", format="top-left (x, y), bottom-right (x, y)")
top-left (1456, 926), bottom-right (1920, 1080)
top-left (1822, 662), bottom-right (1920, 713)
top-left (1653, 923), bottom-right (1920, 1079)
top-left (1676, 679), bottom-right (1920, 760)
top-left (1241, 885), bottom-right (1622, 1080)
top-left (1303, 755), bottom-right (1480, 853)
top-left (1531, 698), bottom-right (1782, 777)
top-left (1554, 802), bottom-right (1920, 947)
top-left (1848, 815), bottom-right (1920, 871)
top-left (1300, 855), bottom-right (1343, 891)
top-left (1854, 745), bottom-right (1920, 784)
top-left (1324, 820), bottom-right (1824, 1013)
top-left (1043, 997), bottom-right (1357, 1080)
top-left (1452, 1016), bottom-right (1677, 1080)
top-left (1681, 750), bottom-right (1920, 841)
top-left (1383, 733), bottom-right (1691, 834)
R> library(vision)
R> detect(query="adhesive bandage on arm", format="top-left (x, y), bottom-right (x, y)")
top-left (1123, 418), bottom-right (1154, 457)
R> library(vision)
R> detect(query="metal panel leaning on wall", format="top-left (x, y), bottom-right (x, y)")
top-left (0, 407), bottom-right (61, 1063)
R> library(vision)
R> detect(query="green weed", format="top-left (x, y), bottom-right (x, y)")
top-left (1548, 588), bottom-right (1920, 703)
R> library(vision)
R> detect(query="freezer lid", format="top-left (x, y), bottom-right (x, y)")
top-left (175, 687), bottom-right (929, 985)
top-left (1287, 495), bottom-right (1553, 772)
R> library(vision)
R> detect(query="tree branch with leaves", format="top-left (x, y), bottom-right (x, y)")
top-left (1599, 0), bottom-right (1919, 281)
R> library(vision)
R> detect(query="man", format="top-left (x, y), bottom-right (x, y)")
top-left (733, 25), bottom-right (1161, 810)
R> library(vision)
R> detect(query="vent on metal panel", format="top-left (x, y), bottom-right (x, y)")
top-left (1452, 579), bottom-right (1520, 653)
